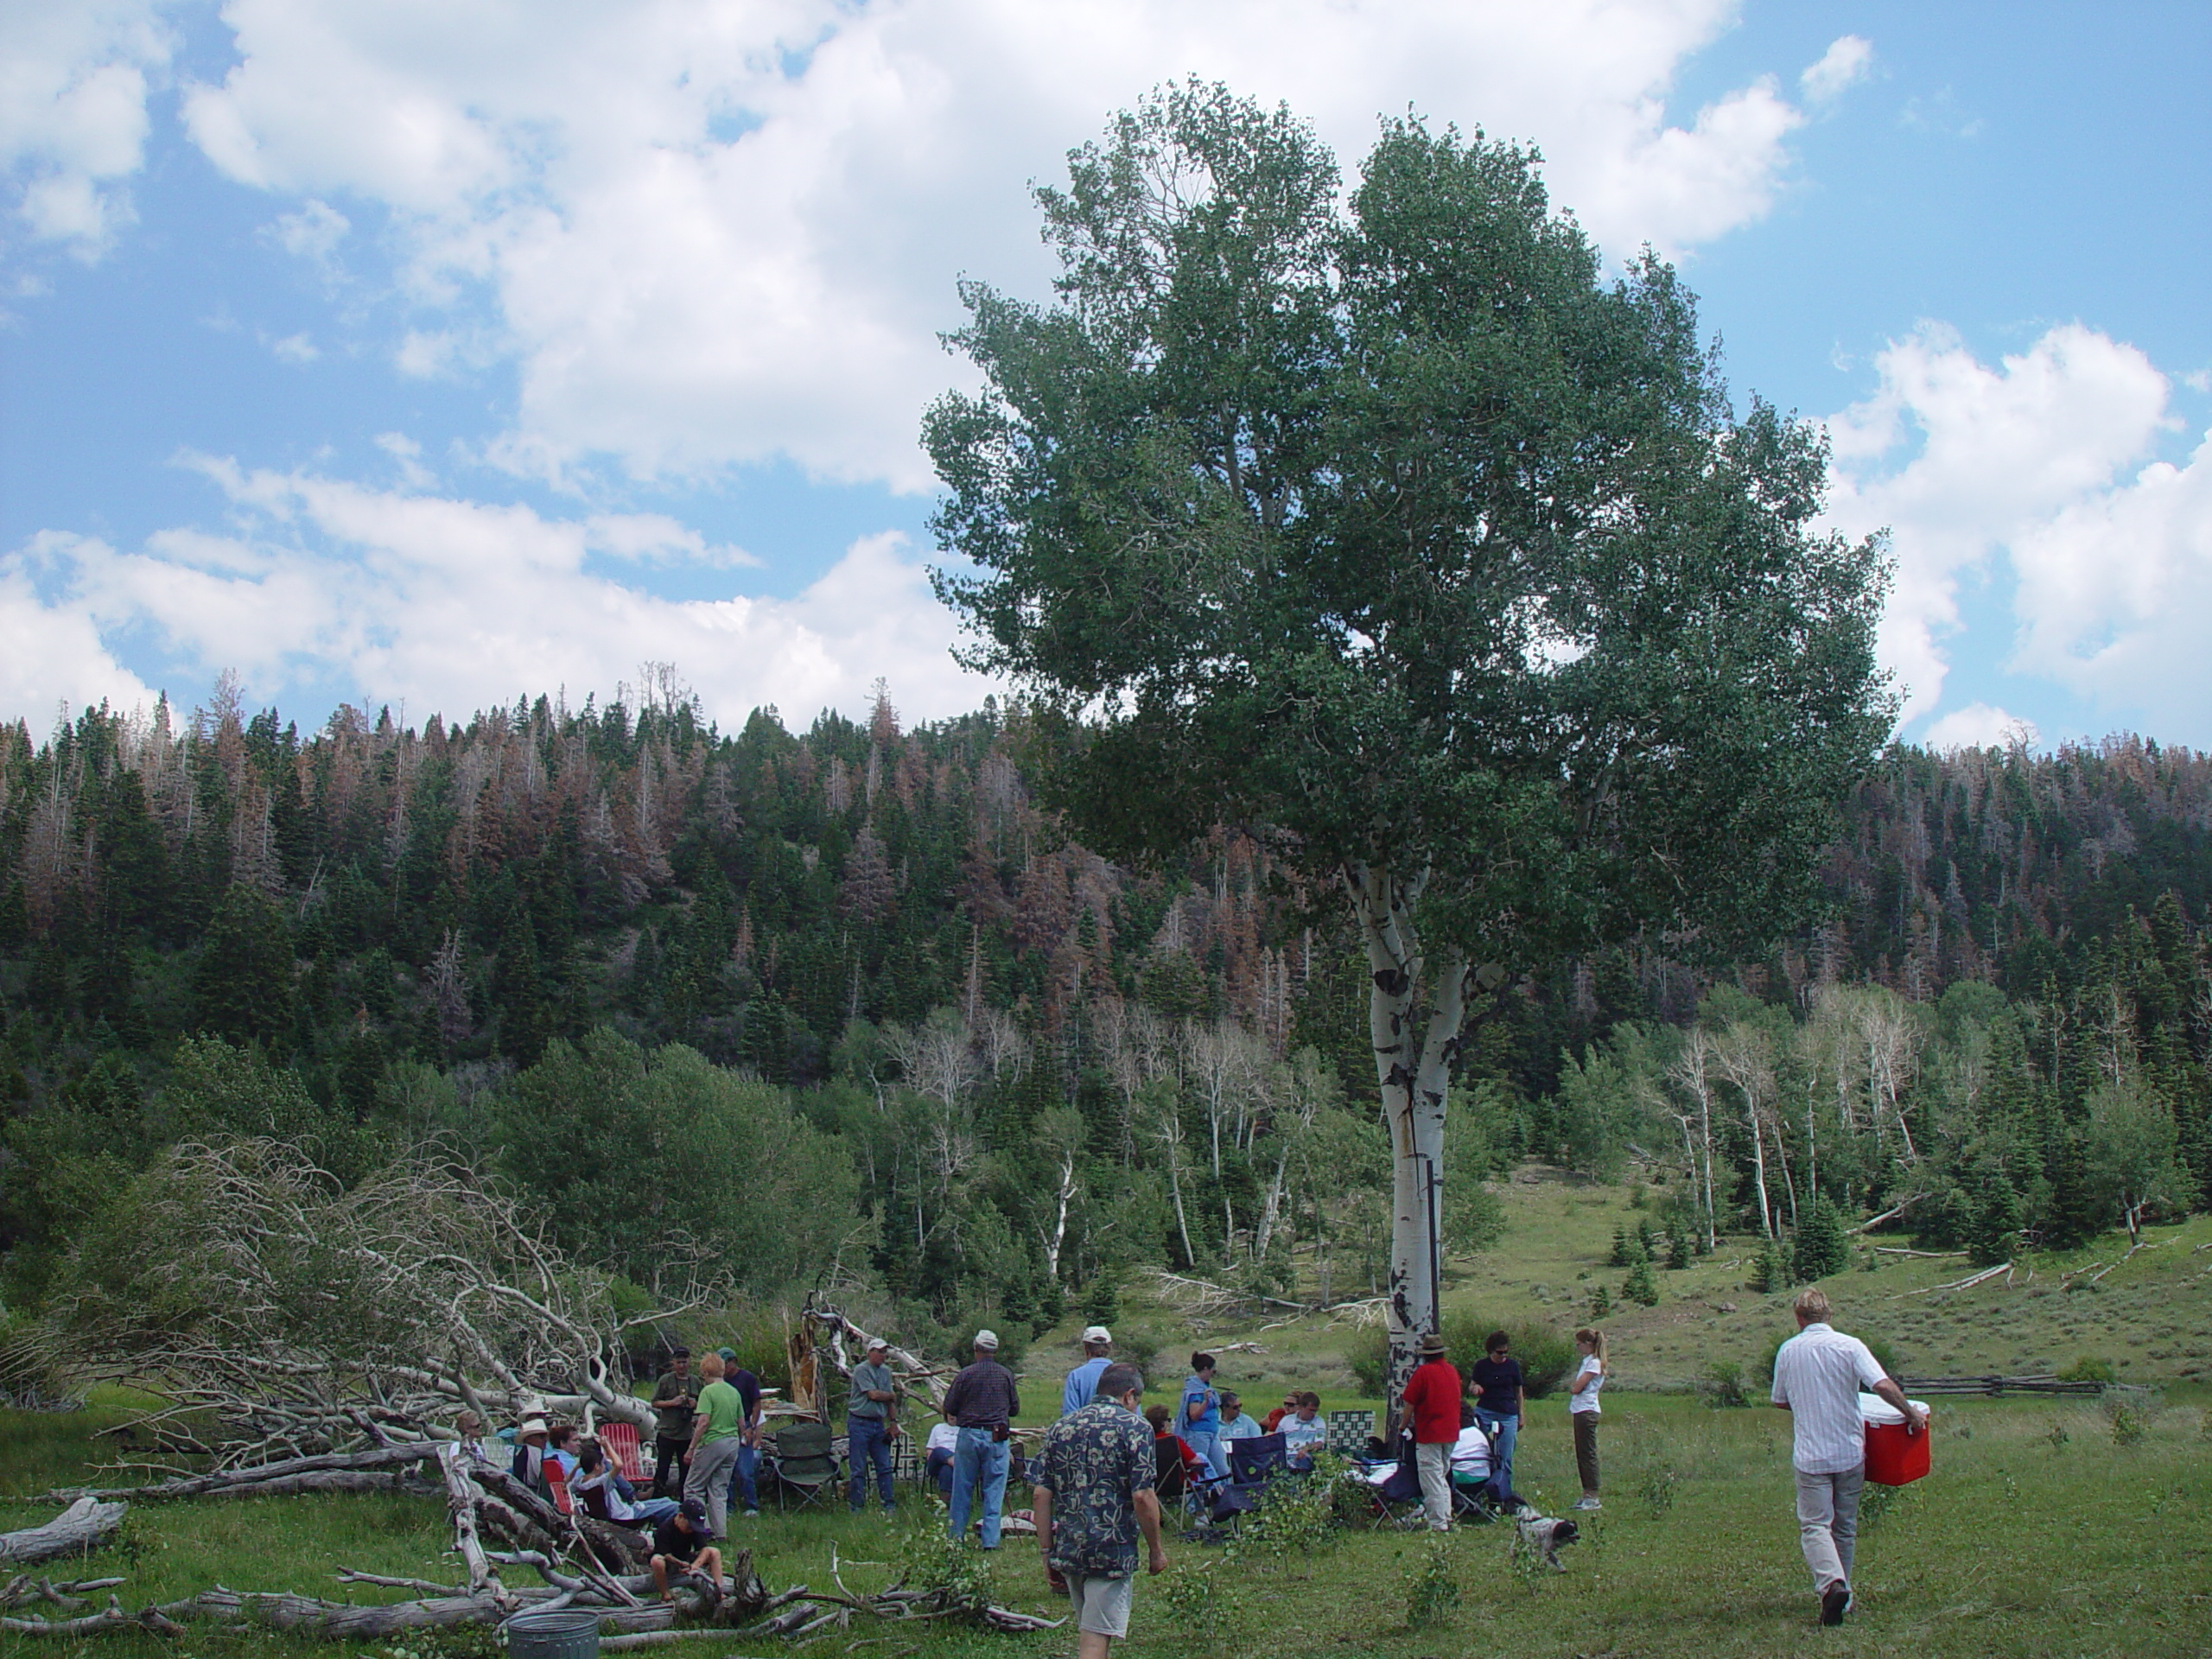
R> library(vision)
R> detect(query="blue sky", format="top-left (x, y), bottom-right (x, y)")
top-left (3, 1), bottom-right (2207, 746)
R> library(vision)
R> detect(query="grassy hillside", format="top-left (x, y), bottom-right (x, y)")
top-left (1036, 1164), bottom-right (2212, 1405)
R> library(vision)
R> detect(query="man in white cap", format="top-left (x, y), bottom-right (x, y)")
top-left (1062, 1327), bottom-right (1115, 1417)
top-left (940, 1329), bottom-right (1020, 1547)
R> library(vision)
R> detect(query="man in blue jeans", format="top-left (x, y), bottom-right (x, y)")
top-left (847, 1336), bottom-right (900, 1514)
top-left (716, 1346), bottom-right (764, 1520)
top-left (942, 1329), bottom-right (1020, 1547)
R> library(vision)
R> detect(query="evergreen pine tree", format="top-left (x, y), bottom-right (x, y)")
top-left (192, 884), bottom-right (296, 1051)
top-left (1791, 1199), bottom-right (1852, 1283)
top-left (1623, 1255), bottom-right (1660, 1306)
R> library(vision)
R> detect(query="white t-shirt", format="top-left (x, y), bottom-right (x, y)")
top-left (1770, 1323), bottom-right (1887, 1475)
top-left (1448, 1425), bottom-right (1493, 1477)
top-left (1568, 1356), bottom-right (1605, 1414)
top-left (926, 1422), bottom-right (959, 1456)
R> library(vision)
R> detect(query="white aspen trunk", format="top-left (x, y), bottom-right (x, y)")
top-left (1745, 1104), bottom-right (1773, 1240)
top-left (1345, 862), bottom-right (1464, 1402)
top-left (1041, 1151), bottom-right (1076, 1281)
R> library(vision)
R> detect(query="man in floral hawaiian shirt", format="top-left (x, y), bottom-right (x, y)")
top-left (1032, 1363), bottom-right (1167, 1659)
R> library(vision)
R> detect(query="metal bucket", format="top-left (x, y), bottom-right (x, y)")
top-left (505, 1608), bottom-right (602, 1659)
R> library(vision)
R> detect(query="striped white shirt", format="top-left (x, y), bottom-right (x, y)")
top-left (1770, 1323), bottom-right (1887, 1475)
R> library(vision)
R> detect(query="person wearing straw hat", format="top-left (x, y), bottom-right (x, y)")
top-left (512, 1416), bottom-right (552, 1497)
top-left (1400, 1331), bottom-right (1464, 1532)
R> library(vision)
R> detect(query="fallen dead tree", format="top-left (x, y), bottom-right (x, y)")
top-left (799, 1294), bottom-right (959, 1415)
top-left (0, 1500), bottom-right (127, 1567)
top-left (50, 1442), bottom-right (444, 1504)
top-left (1, 1448), bottom-right (1058, 1643)
top-left (4, 1141), bottom-right (730, 1468)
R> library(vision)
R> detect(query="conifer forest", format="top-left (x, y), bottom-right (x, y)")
top-left (2, 672), bottom-right (2208, 1358)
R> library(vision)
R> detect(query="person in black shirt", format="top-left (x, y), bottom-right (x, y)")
top-left (1466, 1330), bottom-right (1526, 1499)
top-left (651, 1497), bottom-right (723, 1603)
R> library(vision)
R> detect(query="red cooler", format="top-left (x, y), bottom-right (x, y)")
top-left (1860, 1395), bottom-right (1931, 1486)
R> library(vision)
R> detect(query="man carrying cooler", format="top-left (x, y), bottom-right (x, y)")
top-left (1770, 1288), bottom-right (1928, 1628)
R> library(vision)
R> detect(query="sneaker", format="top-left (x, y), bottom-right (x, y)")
top-left (743, 1509), bottom-right (760, 1519)
top-left (1820, 1584), bottom-right (1848, 1627)
top-left (1572, 1497), bottom-right (1602, 1511)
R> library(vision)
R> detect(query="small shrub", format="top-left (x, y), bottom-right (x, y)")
top-left (2043, 1421), bottom-right (2069, 1452)
top-left (2057, 1356), bottom-right (2118, 1384)
top-left (1702, 1360), bottom-right (1748, 1409)
top-left (1588, 1283), bottom-right (1611, 1319)
top-left (1622, 1257), bottom-right (1660, 1306)
top-left (1637, 1465), bottom-right (1677, 1516)
top-left (1748, 1238), bottom-right (1789, 1294)
top-left (1155, 1557), bottom-right (1238, 1636)
top-left (893, 1520), bottom-right (999, 1618)
top-left (2110, 1405), bottom-right (2145, 1446)
top-left (1402, 1536), bottom-right (1460, 1629)
top-left (1666, 1230), bottom-right (1691, 1270)
top-left (1243, 1457), bottom-right (1351, 1562)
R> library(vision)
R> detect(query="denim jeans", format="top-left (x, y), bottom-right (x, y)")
top-left (723, 1441), bottom-right (760, 1515)
top-left (1183, 1427), bottom-right (1228, 1480)
top-left (948, 1427), bottom-right (1009, 1547)
top-left (1474, 1408), bottom-right (1518, 1495)
top-left (847, 1415), bottom-right (895, 1511)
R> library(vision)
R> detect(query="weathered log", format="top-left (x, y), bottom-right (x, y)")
top-left (0, 1499), bottom-right (128, 1567)
top-left (51, 1440), bottom-right (442, 1503)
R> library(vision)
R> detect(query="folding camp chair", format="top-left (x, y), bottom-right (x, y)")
top-left (545, 1464), bottom-right (575, 1516)
top-left (1207, 1432), bottom-right (1288, 1525)
top-left (767, 1421), bottom-right (841, 1513)
top-left (599, 1422), bottom-right (647, 1484)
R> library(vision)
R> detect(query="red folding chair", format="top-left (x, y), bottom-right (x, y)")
top-left (546, 1464), bottom-right (575, 1516)
top-left (600, 1422), bottom-right (647, 1484)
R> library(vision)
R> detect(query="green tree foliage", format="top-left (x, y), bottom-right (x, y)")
top-left (495, 1029), bottom-right (858, 1291)
top-left (1791, 1198), bottom-right (1853, 1284)
top-left (1622, 1255), bottom-right (1661, 1306)
top-left (193, 885), bottom-right (296, 1051)
top-left (925, 81), bottom-right (1892, 1382)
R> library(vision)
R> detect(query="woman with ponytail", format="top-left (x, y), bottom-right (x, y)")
top-left (1567, 1328), bottom-right (1607, 1510)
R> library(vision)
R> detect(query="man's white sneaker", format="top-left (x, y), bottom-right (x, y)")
top-left (1571, 1497), bottom-right (1601, 1511)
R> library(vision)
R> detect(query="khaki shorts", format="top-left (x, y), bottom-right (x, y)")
top-left (1064, 1570), bottom-right (1134, 1637)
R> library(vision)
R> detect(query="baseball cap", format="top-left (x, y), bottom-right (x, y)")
top-left (866, 1336), bottom-right (890, 1351)
top-left (973, 1329), bottom-right (1001, 1350)
top-left (678, 1497), bottom-right (708, 1525)
top-left (1080, 1325), bottom-right (1112, 1344)
top-left (717, 1346), bottom-right (739, 1363)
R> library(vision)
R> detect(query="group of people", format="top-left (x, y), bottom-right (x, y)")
top-left (1400, 1325), bottom-right (1611, 1532)
top-left (477, 1287), bottom-right (1923, 1642)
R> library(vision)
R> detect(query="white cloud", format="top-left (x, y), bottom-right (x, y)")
top-left (0, 546), bottom-right (156, 720)
top-left (1824, 322), bottom-right (2212, 744)
top-left (174, 0), bottom-right (1834, 491)
top-left (1920, 702), bottom-right (2036, 752)
top-left (270, 329), bottom-right (320, 363)
top-left (1800, 36), bottom-right (1872, 105)
top-left (2, 467), bottom-right (991, 730)
top-left (0, 3), bottom-right (170, 258)
top-left (270, 195), bottom-right (349, 263)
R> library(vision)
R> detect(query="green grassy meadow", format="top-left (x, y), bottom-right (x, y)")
top-left (5, 1169), bottom-right (2209, 1658)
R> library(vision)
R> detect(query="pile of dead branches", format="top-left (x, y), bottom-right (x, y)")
top-left (8, 1446), bottom-right (1058, 1643)
top-left (5, 1141), bottom-right (728, 1467)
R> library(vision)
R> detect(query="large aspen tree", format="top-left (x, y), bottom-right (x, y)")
top-left (925, 83), bottom-right (1891, 1394)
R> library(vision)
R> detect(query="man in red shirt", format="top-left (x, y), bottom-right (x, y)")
top-left (1399, 1332), bottom-right (1463, 1532)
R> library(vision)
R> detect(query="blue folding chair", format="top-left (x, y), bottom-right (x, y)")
top-left (1208, 1432), bottom-right (1288, 1524)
